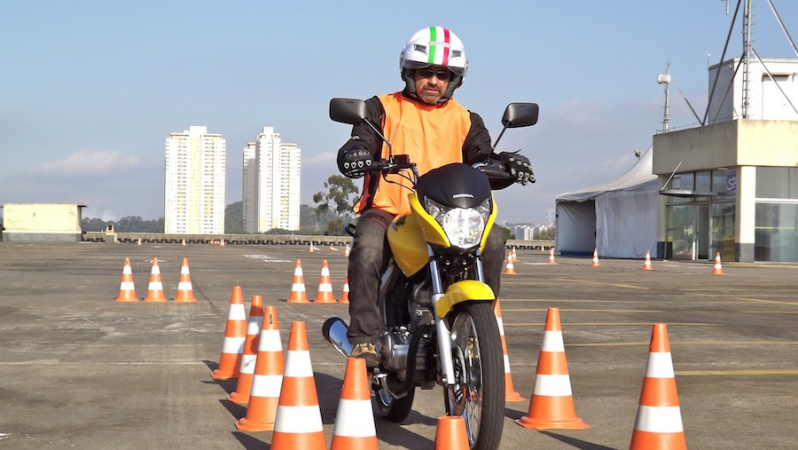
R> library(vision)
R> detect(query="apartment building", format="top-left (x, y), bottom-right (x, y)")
top-left (164, 126), bottom-right (226, 234)
top-left (242, 127), bottom-right (301, 233)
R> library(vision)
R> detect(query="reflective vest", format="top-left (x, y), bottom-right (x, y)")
top-left (355, 92), bottom-right (472, 216)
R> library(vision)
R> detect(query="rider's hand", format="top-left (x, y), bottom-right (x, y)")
top-left (338, 147), bottom-right (374, 178)
top-left (499, 151), bottom-right (535, 185)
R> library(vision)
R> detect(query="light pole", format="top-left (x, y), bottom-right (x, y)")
top-left (657, 65), bottom-right (672, 132)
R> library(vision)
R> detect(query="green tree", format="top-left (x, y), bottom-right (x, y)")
top-left (225, 201), bottom-right (246, 234)
top-left (498, 225), bottom-right (515, 240)
top-left (312, 175), bottom-right (360, 235)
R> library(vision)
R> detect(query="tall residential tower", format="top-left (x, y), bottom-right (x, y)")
top-left (164, 126), bottom-right (226, 234)
top-left (242, 127), bottom-right (301, 233)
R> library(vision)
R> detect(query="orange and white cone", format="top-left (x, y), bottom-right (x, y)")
top-left (211, 286), bottom-right (247, 379)
top-left (330, 357), bottom-right (378, 450)
top-left (630, 324), bottom-right (687, 450)
top-left (516, 307), bottom-right (588, 429)
top-left (173, 257), bottom-right (197, 302)
top-left (591, 248), bottom-right (600, 267)
top-left (235, 305), bottom-right (284, 432)
top-left (228, 295), bottom-right (264, 404)
top-left (115, 257), bottom-right (138, 302)
top-left (313, 260), bottom-right (336, 304)
top-left (181, 238), bottom-right (186, 247)
top-left (548, 248), bottom-right (556, 264)
top-left (494, 299), bottom-right (524, 402)
top-left (643, 250), bottom-right (654, 271)
top-left (329, 245), bottom-right (338, 251)
top-left (511, 246), bottom-right (518, 262)
top-left (434, 416), bottom-right (469, 450)
top-left (143, 257), bottom-right (167, 302)
top-left (344, 244), bottom-right (350, 257)
top-left (503, 253), bottom-right (517, 275)
top-left (338, 276), bottom-right (350, 304)
top-left (137, 238), bottom-right (142, 246)
top-left (712, 252), bottom-right (723, 275)
top-left (287, 260), bottom-right (310, 304)
top-left (309, 241), bottom-right (317, 253)
top-left (270, 321), bottom-right (326, 450)
top-left (220, 239), bottom-right (226, 247)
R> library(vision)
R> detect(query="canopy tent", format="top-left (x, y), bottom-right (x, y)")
top-left (555, 147), bottom-right (659, 259)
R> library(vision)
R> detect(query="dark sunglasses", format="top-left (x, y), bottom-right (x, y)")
top-left (417, 67), bottom-right (452, 80)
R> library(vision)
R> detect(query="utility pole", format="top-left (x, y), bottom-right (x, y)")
top-left (657, 64), bottom-right (672, 132)
top-left (742, 0), bottom-right (753, 118)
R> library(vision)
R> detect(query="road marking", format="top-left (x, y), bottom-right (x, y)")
top-left (675, 369), bottom-right (798, 376)
top-left (552, 278), bottom-right (650, 290)
top-left (735, 297), bottom-right (798, 306)
top-left (566, 340), bottom-right (798, 347)
top-left (502, 308), bottom-right (661, 313)
top-left (502, 322), bottom-right (722, 327)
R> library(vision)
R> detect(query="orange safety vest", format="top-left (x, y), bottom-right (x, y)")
top-left (355, 92), bottom-right (472, 216)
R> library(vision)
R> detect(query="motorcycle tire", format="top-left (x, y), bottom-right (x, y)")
top-left (444, 302), bottom-right (505, 450)
top-left (373, 383), bottom-right (415, 422)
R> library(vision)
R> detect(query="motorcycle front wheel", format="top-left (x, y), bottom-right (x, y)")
top-left (444, 302), bottom-right (505, 450)
top-left (373, 381), bottom-right (415, 422)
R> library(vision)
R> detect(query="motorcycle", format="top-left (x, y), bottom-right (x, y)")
top-left (322, 97), bottom-right (538, 450)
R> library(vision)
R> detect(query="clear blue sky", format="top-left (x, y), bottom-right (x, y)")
top-left (2, 1), bottom-right (797, 224)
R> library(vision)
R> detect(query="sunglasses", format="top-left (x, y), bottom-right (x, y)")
top-left (417, 68), bottom-right (452, 80)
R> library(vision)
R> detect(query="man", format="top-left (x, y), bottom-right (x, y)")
top-left (337, 27), bottom-right (534, 366)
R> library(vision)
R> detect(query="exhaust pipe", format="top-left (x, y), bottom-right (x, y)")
top-left (322, 317), bottom-right (353, 358)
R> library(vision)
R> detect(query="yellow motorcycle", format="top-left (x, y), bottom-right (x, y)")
top-left (323, 98), bottom-right (538, 450)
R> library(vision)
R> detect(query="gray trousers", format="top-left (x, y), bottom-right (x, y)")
top-left (346, 208), bottom-right (507, 345)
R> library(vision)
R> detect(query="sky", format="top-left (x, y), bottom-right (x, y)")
top-left (2, 1), bottom-right (798, 225)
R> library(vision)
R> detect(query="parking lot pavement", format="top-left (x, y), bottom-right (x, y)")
top-left (0, 242), bottom-right (796, 449)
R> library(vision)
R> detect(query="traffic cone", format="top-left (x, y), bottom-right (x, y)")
top-left (228, 295), bottom-right (264, 404)
top-left (287, 260), bottom-right (310, 304)
top-left (329, 245), bottom-right (339, 251)
top-left (503, 253), bottom-right (517, 275)
top-left (114, 257), bottom-right (139, 302)
top-left (143, 257), bottom-right (167, 302)
top-left (591, 248), bottom-right (600, 267)
top-left (712, 252), bottom-right (723, 275)
top-left (494, 299), bottom-right (524, 402)
top-left (235, 305), bottom-right (285, 432)
top-left (270, 321), bottom-right (326, 450)
top-left (516, 307), bottom-right (588, 429)
top-left (181, 238), bottom-right (186, 247)
top-left (220, 239), bottom-right (226, 247)
top-left (211, 286), bottom-right (247, 379)
top-left (434, 416), bottom-right (469, 450)
top-left (511, 246), bottom-right (518, 262)
top-left (309, 241), bottom-right (317, 253)
top-left (643, 250), bottom-right (654, 271)
top-left (548, 248), bottom-right (556, 264)
top-left (629, 324), bottom-right (687, 450)
top-left (173, 257), bottom-right (197, 302)
top-left (339, 276), bottom-right (350, 304)
top-left (344, 243), bottom-right (350, 257)
top-left (137, 238), bottom-right (142, 246)
top-left (313, 260), bottom-right (336, 304)
top-left (330, 358), bottom-right (378, 450)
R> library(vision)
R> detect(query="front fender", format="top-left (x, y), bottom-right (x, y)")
top-left (435, 280), bottom-right (495, 318)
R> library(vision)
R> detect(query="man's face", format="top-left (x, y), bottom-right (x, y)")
top-left (414, 65), bottom-right (452, 104)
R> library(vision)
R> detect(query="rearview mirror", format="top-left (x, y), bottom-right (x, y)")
top-left (502, 103), bottom-right (539, 128)
top-left (329, 98), bottom-right (368, 125)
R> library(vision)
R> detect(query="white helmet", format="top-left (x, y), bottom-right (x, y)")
top-left (400, 27), bottom-right (468, 103)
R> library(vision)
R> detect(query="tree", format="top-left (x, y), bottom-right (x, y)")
top-left (313, 175), bottom-right (360, 235)
top-left (225, 201), bottom-right (246, 234)
top-left (498, 225), bottom-right (515, 240)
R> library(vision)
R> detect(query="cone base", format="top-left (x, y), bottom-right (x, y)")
top-left (505, 391), bottom-right (526, 403)
top-left (143, 297), bottom-right (168, 303)
top-left (227, 391), bottom-right (250, 405)
top-left (210, 369), bottom-right (239, 380)
top-left (287, 295), bottom-right (310, 304)
top-left (235, 416), bottom-right (275, 432)
top-left (173, 297), bottom-right (197, 303)
top-left (515, 415), bottom-right (589, 430)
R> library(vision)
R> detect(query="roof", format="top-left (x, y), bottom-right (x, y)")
top-left (555, 146), bottom-right (657, 202)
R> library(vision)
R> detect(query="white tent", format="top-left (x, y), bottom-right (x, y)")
top-left (555, 147), bottom-right (659, 259)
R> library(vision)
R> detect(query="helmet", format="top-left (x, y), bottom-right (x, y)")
top-left (400, 27), bottom-right (468, 104)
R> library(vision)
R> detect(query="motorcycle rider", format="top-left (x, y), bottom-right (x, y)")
top-left (337, 27), bottom-right (534, 367)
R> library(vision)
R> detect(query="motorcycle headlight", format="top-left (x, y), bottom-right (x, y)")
top-left (424, 197), bottom-right (491, 249)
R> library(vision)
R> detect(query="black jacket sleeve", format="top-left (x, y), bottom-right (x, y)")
top-left (462, 112), bottom-right (494, 165)
top-left (336, 96), bottom-right (385, 165)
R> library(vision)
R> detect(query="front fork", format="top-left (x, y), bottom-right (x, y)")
top-left (430, 245), bottom-right (486, 387)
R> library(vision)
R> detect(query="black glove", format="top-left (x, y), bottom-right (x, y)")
top-left (338, 147), bottom-right (374, 178)
top-left (498, 151), bottom-right (535, 185)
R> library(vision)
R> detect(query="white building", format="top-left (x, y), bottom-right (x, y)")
top-left (242, 127), bottom-right (301, 233)
top-left (164, 126), bottom-right (226, 234)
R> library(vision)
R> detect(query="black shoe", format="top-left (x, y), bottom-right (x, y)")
top-left (351, 343), bottom-right (379, 368)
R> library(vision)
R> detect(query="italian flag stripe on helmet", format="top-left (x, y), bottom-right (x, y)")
top-left (427, 26), bottom-right (451, 66)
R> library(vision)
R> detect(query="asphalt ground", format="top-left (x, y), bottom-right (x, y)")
top-left (0, 242), bottom-right (796, 449)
